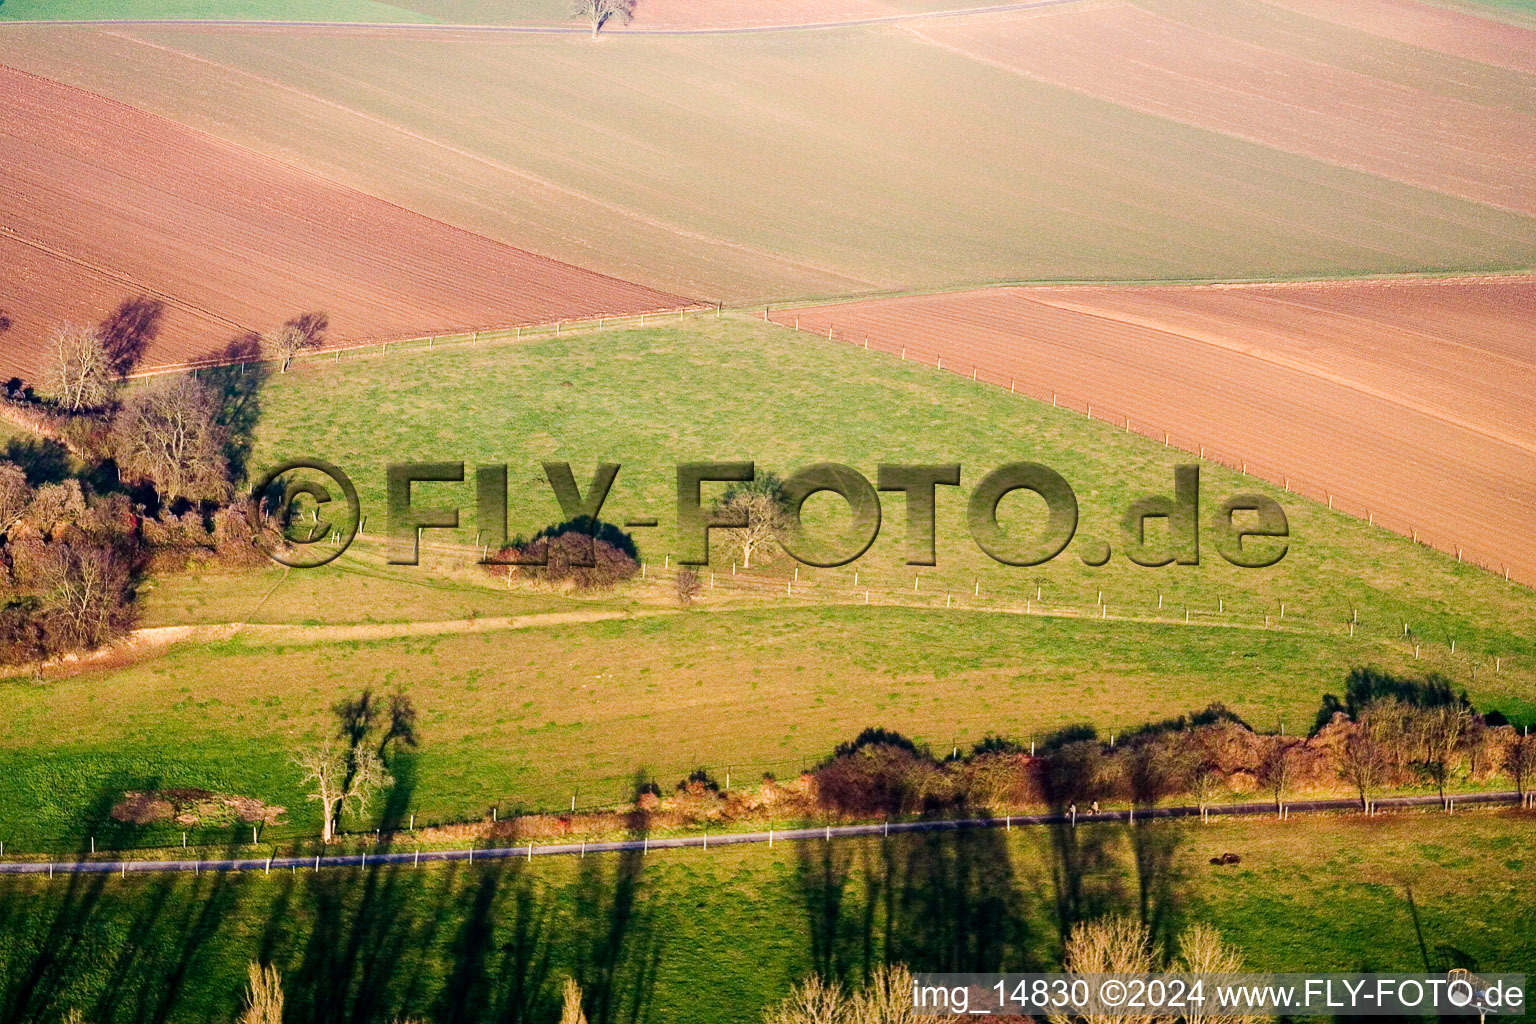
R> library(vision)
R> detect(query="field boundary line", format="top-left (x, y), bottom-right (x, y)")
top-left (0, 0), bottom-right (1094, 36)
top-left (0, 792), bottom-right (1524, 876)
top-left (121, 305), bottom-right (714, 380)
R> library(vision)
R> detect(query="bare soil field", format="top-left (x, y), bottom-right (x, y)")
top-left (4, 26), bottom-right (1533, 305)
top-left (917, 4), bottom-right (1536, 214)
top-left (630, 0), bottom-right (894, 27)
top-left (771, 277), bottom-right (1536, 584)
top-left (1262, 0), bottom-right (1536, 73)
top-left (0, 65), bottom-right (692, 383)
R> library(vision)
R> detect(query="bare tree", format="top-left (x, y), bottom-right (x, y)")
top-left (1050, 916), bottom-right (1165, 1024)
top-left (1256, 737), bottom-right (1299, 811)
top-left (21, 479), bottom-right (86, 536)
top-left (719, 475), bottom-right (788, 569)
top-left (674, 567), bottom-right (701, 606)
top-left (1498, 726), bottom-right (1535, 801)
top-left (110, 374), bottom-right (230, 503)
top-left (0, 310), bottom-right (11, 333)
top-left (1176, 924), bottom-right (1257, 1024)
top-left (267, 311), bottom-right (329, 372)
top-left (561, 978), bottom-right (590, 1024)
top-left (763, 964), bottom-right (949, 1024)
top-left (0, 461), bottom-right (31, 540)
top-left (1420, 703), bottom-right (1471, 802)
top-left (571, 0), bottom-right (635, 36)
top-left (296, 738), bottom-right (393, 843)
top-left (43, 324), bottom-right (113, 412)
top-left (1187, 757), bottom-right (1221, 815)
top-left (1337, 724), bottom-right (1389, 810)
top-left (239, 962), bottom-right (284, 1024)
top-left (30, 541), bottom-right (131, 650)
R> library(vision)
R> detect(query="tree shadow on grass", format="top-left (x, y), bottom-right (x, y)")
top-left (795, 804), bottom-right (1037, 989)
top-left (0, 768), bottom-right (664, 1021)
top-left (201, 332), bottom-right (269, 486)
top-left (0, 782), bottom-right (250, 1024)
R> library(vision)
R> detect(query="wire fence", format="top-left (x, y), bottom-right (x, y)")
top-left (123, 303), bottom-right (717, 379)
top-left (6, 791), bottom-right (1535, 878)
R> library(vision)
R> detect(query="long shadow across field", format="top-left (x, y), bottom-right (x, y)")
top-left (0, 768), bottom-right (663, 1022)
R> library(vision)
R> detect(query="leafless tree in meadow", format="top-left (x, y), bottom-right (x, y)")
top-left (110, 374), bottom-right (230, 503)
top-left (296, 737), bottom-right (393, 843)
top-left (719, 475), bottom-right (788, 569)
top-left (674, 567), bottom-right (701, 606)
top-left (1256, 736), bottom-right (1300, 811)
top-left (239, 963), bottom-right (285, 1024)
top-left (571, 0), bottom-right (635, 36)
top-left (561, 978), bottom-right (590, 1024)
top-left (267, 311), bottom-right (329, 372)
top-left (43, 324), bottom-right (114, 412)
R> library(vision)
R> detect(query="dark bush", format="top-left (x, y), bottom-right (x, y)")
top-left (490, 517), bottom-right (639, 591)
top-left (830, 726), bottom-right (922, 760)
top-left (816, 739), bottom-right (945, 817)
top-left (1314, 667), bottom-right (1469, 733)
top-left (677, 768), bottom-right (721, 796)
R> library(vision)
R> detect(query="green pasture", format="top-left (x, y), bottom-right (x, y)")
top-left (0, 813), bottom-right (1529, 1022)
top-left (2, 317), bottom-right (1533, 851)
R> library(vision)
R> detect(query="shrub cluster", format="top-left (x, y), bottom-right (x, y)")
top-left (485, 517), bottom-right (639, 592)
top-left (809, 677), bottom-right (1535, 817)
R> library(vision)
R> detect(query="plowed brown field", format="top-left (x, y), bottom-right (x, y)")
top-left (0, 65), bottom-right (694, 383)
top-left (917, 4), bottom-right (1536, 214)
top-left (772, 277), bottom-right (1536, 585)
top-left (1263, 0), bottom-right (1536, 73)
top-left (632, 0), bottom-right (892, 27)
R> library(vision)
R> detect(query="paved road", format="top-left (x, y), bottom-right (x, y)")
top-left (0, 792), bottom-right (1522, 878)
top-left (0, 0), bottom-right (1084, 35)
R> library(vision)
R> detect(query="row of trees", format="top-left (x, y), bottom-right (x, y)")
top-left (809, 673), bottom-right (1534, 819)
top-left (34, 305), bottom-right (326, 417)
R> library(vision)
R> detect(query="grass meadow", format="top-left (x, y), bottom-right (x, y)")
top-left (0, 812), bottom-right (1529, 1022)
top-left (3, 23), bottom-right (1534, 303)
top-left (2, 316), bottom-right (1533, 850)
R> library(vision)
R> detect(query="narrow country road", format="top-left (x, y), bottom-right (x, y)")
top-left (0, 791), bottom-right (1522, 877)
